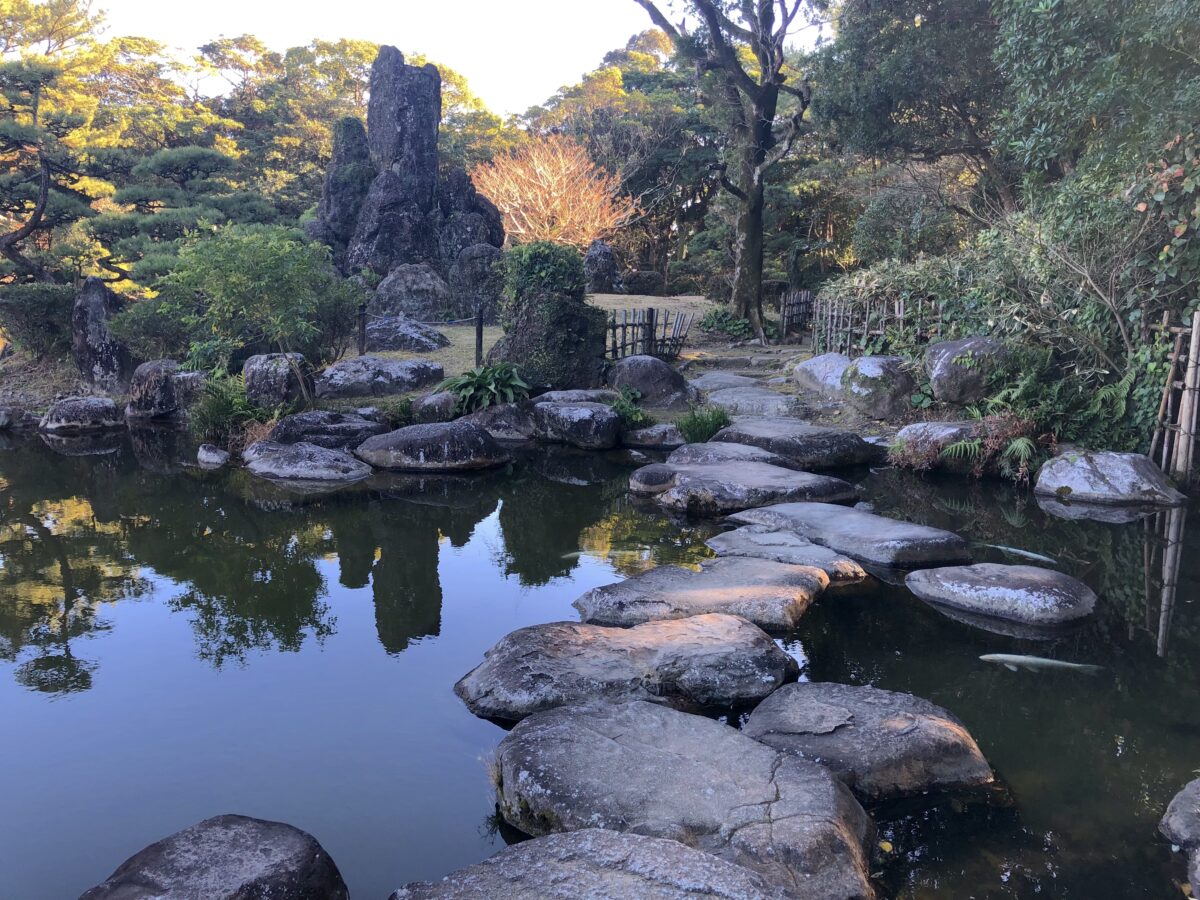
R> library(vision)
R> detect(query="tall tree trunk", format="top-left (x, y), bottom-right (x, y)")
top-left (731, 176), bottom-right (766, 342)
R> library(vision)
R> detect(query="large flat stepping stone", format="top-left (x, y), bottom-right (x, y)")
top-left (455, 614), bottom-right (797, 721)
top-left (714, 418), bottom-right (880, 469)
top-left (243, 441), bottom-right (372, 484)
top-left (690, 371), bottom-right (761, 392)
top-left (706, 525), bottom-right (869, 587)
top-left (730, 502), bottom-right (971, 568)
top-left (574, 557), bottom-right (828, 630)
top-left (79, 814), bottom-right (348, 899)
top-left (355, 421), bottom-right (511, 471)
top-left (389, 829), bottom-right (790, 899)
top-left (905, 564), bottom-right (1096, 627)
top-left (622, 422), bottom-right (685, 449)
top-left (630, 460), bottom-right (858, 515)
top-left (492, 701), bottom-right (873, 898)
top-left (706, 386), bottom-right (806, 417)
top-left (743, 682), bottom-right (993, 801)
top-left (668, 440), bottom-right (793, 468)
top-left (1034, 450), bottom-right (1185, 508)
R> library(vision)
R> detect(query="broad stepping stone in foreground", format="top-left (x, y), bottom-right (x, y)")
top-left (706, 524), bottom-right (869, 588)
top-left (455, 614), bottom-right (798, 721)
top-left (573, 556), bottom-right (828, 630)
top-left (713, 418), bottom-right (881, 469)
top-left (629, 460), bottom-right (858, 515)
top-left (492, 701), bottom-right (874, 899)
top-left (743, 682), bottom-right (993, 801)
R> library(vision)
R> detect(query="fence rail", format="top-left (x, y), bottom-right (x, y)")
top-left (607, 308), bottom-right (694, 360)
top-left (811, 294), bottom-right (945, 356)
top-left (779, 289), bottom-right (814, 336)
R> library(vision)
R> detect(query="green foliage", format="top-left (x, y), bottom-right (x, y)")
top-left (700, 307), bottom-right (779, 340)
top-left (852, 188), bottom-right (964, 264)
top-left (676, 404), bottom-right (732, 444)
top-left (1136, 130), bottom-right (1200, 297)
top-left (609, 386), bottom-right (652, 428)
top-left (371, 396), bottom-right (414, 429)
top-left (501, 242), bottom-right (587, 325)
top-left (188, 374), bottom-right (276, 448)
top-left (0, 283), bottom-right (75, 358)
top-left (439, 363), bottom-right (531, 414)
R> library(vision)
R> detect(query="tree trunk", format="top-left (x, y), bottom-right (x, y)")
top-left (729, 126), bottom-right (769, 344)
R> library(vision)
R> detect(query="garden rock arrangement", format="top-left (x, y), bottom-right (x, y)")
top-left (714, 418), bottom-right (881, 469)
top-left (689, 371), bottom-right (761, 392)
top-left (243, 441), bottom-right (372, 484)
top-left (1161, 778), bottom-right (1200, 888)
top-left (78, 814), bottom-right (349, 900)
top-left (668, 440), bottom-right (793, 468)
top-left (364, 313), bottom-right (451, 353)
top-left (389, 829), bottom-right (789, 900)
top-left (924, 337), bottom-right (1008, 404)
top-left (584, 239), bottom-right (622, 293)
top-left (531, 400), bottom-right (621, 450)
top-left (843, 355), bottom-right (917, 420)
top-left (491, 700), bottom-right (874, 899)
top-left (355, 421), bottom-right (511, 471)
top-left (706, 385), bottom-right (807, 417)
top-left (314, 356), bottom-right (443, 399)
top-left (706, 524), bottom-right (869, 587)
top-left (793, 352), bottom-right (851, 397)
top-left (731, 502), bottom-right (971, 568)
top-left (265, 410), bottom-right (388, 449)
top-left (606, 354), bottom-right (695, 409)
top-left (621, 422), bottom-right (684, 449)
top-left (905, 563), bottom-right (1097, 628)
top-left (574, 556), bottom-right (828, 629)
top-left (629, 459), bottom-right (858, 515)
top-left (39, 397), bottom-right (124, 434)
top-left (72, 276), bottom-right (133, 393)
top-left (743, 682), bottom-right (994, 801)
top-left (197, 444), bottom-right (231, 469)
top-left (125, 360), bottom-right (183, 421)
top-left (243, 353), bottom-right (307, 408)
top-left (1034, 450), bottom-right (1186, 509)
top-left (455, 614), bottom-right (797, 721)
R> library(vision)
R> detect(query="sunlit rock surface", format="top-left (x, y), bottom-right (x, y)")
top-left (706, 524), bottom-right (869, 587)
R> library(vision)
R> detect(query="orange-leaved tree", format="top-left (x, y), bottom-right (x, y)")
top-left (470, 134), bottom-right (637, 249)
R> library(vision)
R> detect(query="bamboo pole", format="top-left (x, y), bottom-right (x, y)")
top-left (1171, 310), bottom-right (1200, 482)
top-left (1157, 506), bottom-right (1187, 657)
top-left (1150, 328), bottom-right (1185, 468)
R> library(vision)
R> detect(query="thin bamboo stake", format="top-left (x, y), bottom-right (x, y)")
top-left (1172, 310), bottom-right (1200, 481)
top-left (1150, 329), bottom-right (1185, 468)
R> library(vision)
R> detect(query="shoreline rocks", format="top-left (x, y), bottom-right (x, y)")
top-left (713, 418), bottom-right (881, 469)
top-left (531, 401), bottom-right (621, 450)
top-left (794, 352), bottom-right (851, 397)
top-left (265, 410), bottom-right (388, 450)
top-left (842, 355), bottom-right (917, 420)
top-left (606, 355), bottom-right (695, 410)
top-left (1034, 450), bottom-right (1185, 508)
top-left (39, 397), bottom-right (125, 434)
top-left (905, 563), bottom-right (1096, 627)
top-left (355, 421), bottom-right (511, 471)
top-left (314, 356), bottom-right (443, 399)
top-left (630, 460), bottom-right (858, 515)
top-left (125, 360), bottom-right (183, 421)
top-left (244, 441), bottom-right (372, 484)
top-left (924, 337), bottom-right (1008, 405)
top-left (1161, 778), bottom-right (1200, 888)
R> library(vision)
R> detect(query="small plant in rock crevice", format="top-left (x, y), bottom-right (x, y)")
top-left (189, 374), bottom-right (281, 451)
top-left (609, 386), bottom-right (652, 428)
top-left (676, 404), bottom-right (732, 444)
top-left (439, 362), bottom-right (531, 414)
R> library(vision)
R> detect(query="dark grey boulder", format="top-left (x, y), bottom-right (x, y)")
top-left (689, 371), bottom-right (760, 392)
top-left (793, 352), bottom-right (851, 397)
top-left (744, 682), bottom-right (993, 801)
top-left (706, 386), bottom-right (807, 417)
top-left (532, 401), bottom-right (622, 450)
top-left (924, 337), bottom-right (1009, 405)
top-left (713, 418), bottom-right (882, 469)
top-left (905, 563), bottom-right (1096, 627)
top-left (197, 444), bottom-right (231, 469)
top-left (584, 240), bottom-right (623, 293)
top-left (492, 701), bottom-right (873, 898)
top-left (729, 502), bottom-right (971, 568)
top-left (622, 422), bottom-right (685, 449)
top-left (842, 355), bottom-right (917, 420)
top-left (125, 360), bottom-right (182, 420)
top-left (533, 388), bottom-right (621, 405)
top-left (305, 116), bottom-right (373, 268)
top-left (630, 460), bottom-right (858, 515)
top-left (389, 829), bottom-right (788, 900)
top-left (706, 525), bottom-right (869, 587)
top-left (242, 353), bottom-right (307, 408)
top-left (372, 263), bottom-right (453, 321)
top-left (448, 242), bottom-right (504, 323)
top-left (574, 556), bottom-right (828, 630)
top-left (412, 390), bottom-right (459, 423)
top-left (266, 410), bottom-right (388, 449)
top-left (486, 290), bottom-right (608, 391)
top-left (72, 277), bottom-right (133, 393)
top-left (1162, 780), bottom-right (1200, 889)
top-left (78, 813), bottom-right (348, 900)
top-left (172, 371), bottom-right (207, 408)
top-left (1034, 450), bottom-right (1185, 508)
top-left (606, 355), bottom-right (695, 410)
top-left (365, 315), bottom-right (450, 353)
top-left (355, 421), bottom-right (511, 471)
top-left (460, 401), bottom-right (537, 442)
top-left (40, 397), bottom-right (124, 433)
top-left (0, 403), bottom-right (27, 429)
top-left (668, 440), bottom-right (792, 468)
top-left (314, 356), bottom-right (443, 399)
top-left (455, 613), bottom-right (798, 721)
top-left (244, 441), bottom-right (372, 484)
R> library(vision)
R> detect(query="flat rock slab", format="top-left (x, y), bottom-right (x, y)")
top-left (630, 461), bottom-right (858, 516)
top-left (667, 441), bottom-right (793, 468)
top-left (1034, 450), bottom-right (1185, 507)
top-left (574, 556), bottom-right (828, 630)
top-left (389, 829), bottom-right (791, 899)
top-left (534, 389), bottom-right (621, 405)
top-left (492, 701), bottom-right (873, 899)
top-left (714, 418), bottom-right (881, 469)
top-left (243, 441), bottom-right (372, 484)
top-left (79, 814), bottom-right (348, 899)
top-left (622, 422), bottom-right (685, 449)
top-left (706, 525), bottom-right (869, 587)
top-left (461, 402), bottom-right (537, 442)
top-left (690, 372), bottom-right (761, 392)
top-left (730, 502), bottom-right (971, 568)
top-left (355, 421), bottom-right (511, 471)
top-left (905, 564), bottom-right (1096, 626)
top-left (706, 387), bottom-right (807, 418)
top-left (743, 682), bottom-right (993, 801)
top-left (314, 356), bottom-right (443, 399)
top-left (455, 614), bottom-right (798, 721)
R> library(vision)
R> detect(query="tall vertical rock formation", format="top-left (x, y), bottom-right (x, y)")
top-left (308, 46), bottom-right (504, 336)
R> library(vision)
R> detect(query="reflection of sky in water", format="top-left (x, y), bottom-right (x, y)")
top-left (0, 441), bottom-right (1197, 898)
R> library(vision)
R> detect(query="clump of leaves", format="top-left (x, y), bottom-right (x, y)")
top-left (910, 379), bottom-right (935, 409)
top-left (610, 386), bottom-right (652, 428)
top-left (939, 412), bottom-right (1047, 484)
top-left (189, 374), bottom-right (278, 451)
top-left (700, 307), bottom-right (779, 340)
top-left (372, 396), bottom-right (414, 429)
top-left (677, 404), bottom-right (732, 444)
top-left (440, 362), bottom-right (530, 413)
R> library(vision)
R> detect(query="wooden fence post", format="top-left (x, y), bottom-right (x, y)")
top-left (475, 305), bottom-right (484, 368)
top-left (644, 308), bottom-right (657, 355)
top-left (357, 302), bottom-right (367, 356)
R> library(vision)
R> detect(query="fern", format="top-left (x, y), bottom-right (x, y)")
top-left (940, 438), bottom-right (983, 461)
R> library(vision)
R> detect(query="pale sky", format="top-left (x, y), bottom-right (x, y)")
top-left (99, 0), bottom-right (659, 116)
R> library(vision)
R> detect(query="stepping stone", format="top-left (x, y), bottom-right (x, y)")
top-left (667, 441), bottom-right (792, 468)
top-left (905, 563), bottom-right (1096, 627)
top-left (1161, 779), bottom-right (1200, 888)
top-left (622, 422), bottom-right (685, 449)
top-left (266, 410), bottom-right (388, 449)
top-left (243, 441), bottom-right (372, 484)
top-left (389, 829), bottom-right (790, 899)
top-left (714, 418), bottom-right (880, 469)
top-left (79, 814), bottom-right (348, 900)
top-left (573, 557), bottom-right (828, 630)
top-left (793, 352), bottom-right (851, 397)
top-left (532, 401), bottom-right (621, 450)
top-left (355, 421), bottom-right (511, 471)
top-left (460, 401), bottom-right (537, 442)
top-left (492, 701), bottom-right (873, 899)
top-left (1034, 450), bottom-right (1185, 508)
top-left (743, 682), bottom-right (993, 801)
top-left (706, 525), bottom-right (869, 587)
top-left (706, 386), bottom-right (806, 417)
top-left (455, 614), bottom-right (797, 721)
top-left (729, 502), bottom-right (971, 568)
top-left (689, 371), bottom-right (760, 392)
top-left (630, 460), bottom-right (857, 515)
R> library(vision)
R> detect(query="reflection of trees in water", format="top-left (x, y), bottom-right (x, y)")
top-left (578, 497), bottom-right (720, 577)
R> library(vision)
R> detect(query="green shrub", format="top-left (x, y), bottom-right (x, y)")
top-left (439, 362), bottom-right (531, 413)
top-left (700, 307), bottom-right (779, 340)
top-left (501, 241), bottom-right (586, 326)
top-left (0, 283), bottom-right (75, 357)
top-left (107, 294), bottom-right (197, 362)
top-left (609, 386), bottom-right (652, 428)
top-left (189, 375), bottom-right (278, 449)
top-left (677, 404), bottom-right (732, 443)
top-left (372, 397), bottom-right (414, 429)
top-left (852, 187), bottom-right (964, 265)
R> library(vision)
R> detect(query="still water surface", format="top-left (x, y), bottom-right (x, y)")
top-left (0, 432), bottom-right (1196, 898)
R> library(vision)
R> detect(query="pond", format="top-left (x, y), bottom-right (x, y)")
top-left (0, 432), bottom-right (1196, 898)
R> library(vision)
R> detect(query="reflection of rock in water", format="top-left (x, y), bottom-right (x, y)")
top-left (128, 424), bottom-right (191, 475)
top-left (39, 430), bottom-right (123, 457)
